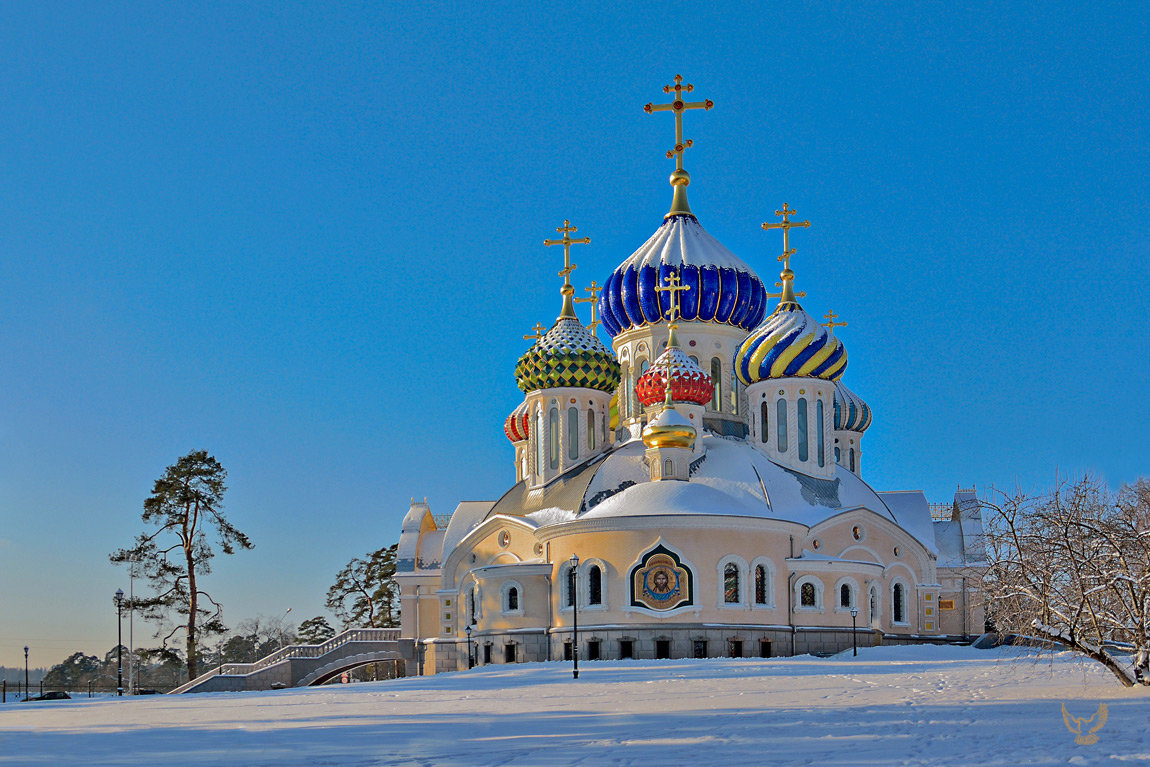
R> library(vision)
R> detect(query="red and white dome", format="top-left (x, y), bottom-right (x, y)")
top-left (503, 401), bottom-right (530, 443)
top-left (635, 347), bottom-right (713, 407)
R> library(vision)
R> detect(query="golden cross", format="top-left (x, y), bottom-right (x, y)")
top-left (523, 322), bottom-right (546, 341)
top-left (544, 220), bottom-right (590, 285)
top-left (654, 271), bottom-right (691, 325)
top-left (574, 280), bottom-right (602, 334)
top-left (762, 204), bottom-right (811, 256)
top-left (644, 75), bottom-right (714, 173)
top-left (768, 286), bottom-right (806, 300)
top-left (822, 310), bottom-right (848, 331)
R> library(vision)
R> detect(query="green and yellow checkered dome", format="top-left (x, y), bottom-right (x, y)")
top-left (515, 316), bottom-right (621, 393)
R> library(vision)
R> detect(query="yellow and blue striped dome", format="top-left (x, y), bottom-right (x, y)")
top-left (734, 302), bottom-right (847, 385)
top-left (834, 381), bottom-right (872, 432)
top-left (515, 316), bottom-right (621, 393)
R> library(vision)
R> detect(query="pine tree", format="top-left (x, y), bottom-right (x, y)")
top-left (297, 615), bottom-right (337, 644)
top-left (110, 450), bottom-right (252, 681)
top-left (325, 544), bottom-right (399, 628)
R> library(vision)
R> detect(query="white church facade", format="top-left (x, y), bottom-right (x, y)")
top-left (395, 77), bottom-right (987, 674)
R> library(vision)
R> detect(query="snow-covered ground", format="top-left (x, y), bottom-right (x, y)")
top-left (1, 645), bottom-right (1147, 766)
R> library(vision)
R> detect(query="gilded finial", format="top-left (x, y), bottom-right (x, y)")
top-left (523, 322), bottom-right (546, 341)
top-left (574, 280), bottom-right (603, 335)
top-left (544, 219), bottom-right (591, 319)
top-left (822, 310), bottom-right (848, 331)
top-left (654, 271), bottom-right (691, 348)
top-left (763, 205), bottom-right (811, 307)
top-left (645, 75), bottom-right (714, 219)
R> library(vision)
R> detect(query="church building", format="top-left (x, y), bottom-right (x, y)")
top-left (395, 76), bottom-right (987, 674)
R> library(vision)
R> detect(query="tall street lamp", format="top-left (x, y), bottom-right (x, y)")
top-left (23, 646), bottom-right (29, 702)
top-left (850, 607), bottom-right (859, 657)
top-left (465, 624), bottom-right (474, 669)
top-left (114, 588), bottom-right (124, 696)
top-left (569, 554), bottom-right (579, 680)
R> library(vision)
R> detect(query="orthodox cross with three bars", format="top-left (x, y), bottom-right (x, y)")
top-left (762, 204), bottom-right (810, 263)
top-left (574, 280), bottom-right (603, 334)
top-left (655, 271), bottom-right (691, 325)
top-left (523, 322), bottom-right (546, 341)
top-left (822, 310), bottom-right (848, 331)
top-left (644, 75), bottom-right (714, 172)
top-left (545, 220), bottom-right (590, 287)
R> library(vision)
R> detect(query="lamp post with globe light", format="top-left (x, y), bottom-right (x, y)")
top-left (570, 554), bottom-right (579, 680)
top-left (850, 607), bottom-right (859, 657)
top-left (114, 589), bottom-right (124, 696)
top-left (465, 624), bottom-right (474, 669)
top-left (23, 646), bottom-right (29, 701)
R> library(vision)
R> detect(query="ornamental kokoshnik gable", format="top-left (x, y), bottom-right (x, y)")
top-left (395, 76), bottom-right (987, 672)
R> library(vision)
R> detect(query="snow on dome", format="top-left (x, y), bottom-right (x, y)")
top-left (635, 346), bottom-right (713, 406)
top-left (834, 381), bottom-right (872, 432)
top-left (598, 215), bottom-right (768, 337)
top-left (515, 316), bottom-right (621, 393)
top-left (734, 302), bottom-right (847, 385)
top-left (504, 401), bottom-right (529, 442)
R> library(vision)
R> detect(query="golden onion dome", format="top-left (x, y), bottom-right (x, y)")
top-left (641, 404), bottom-right (697, 450)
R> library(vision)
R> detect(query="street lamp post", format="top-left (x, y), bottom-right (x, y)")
top-left (465, 625), bottom-right (474, 669)
top-left (570, 554), bottom-right (579, 680)
top-left (114, 589), bottom-right (124, 696)
top-left (850, 607), bottom-right (859, 657)
top-left (23, 646), bottom-right (29, 701)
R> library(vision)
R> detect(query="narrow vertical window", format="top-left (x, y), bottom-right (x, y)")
top-left (566, 568), bottom-right (576, 608)
top-left (567, 407), bottom-right (579, 460)
top-left (710, 358), bottom-right (723, 411)
top-left (724, 563), bottom-right (740, 603)
top-left (835, 446), bottom-right (841, 463)
top-left (893, 583), bottom-right (905, 623)
top-left (548, 408), bottom-right (560, 470)
top-left (587, 409), bottom-right (596, 451)
top-left (507, 587), bottom-right (519, 611)
top-left (588, 565), bottom-right (602, 606)
top-left (621, 364), bottom-right (631, 418)
top-left (754, 565), bottom-right (767, 605)
top-left (536, 408), bottom-right (546, 475)
top-left (816, 400), bottom-right (825, 467)
top-left (776, 399), bottom-right (788, 453)
top-left (732, 378), bottom-right (741, 415)
top-left (840, 584), bottom-right (851, 608)
top-left (850, 447), bottom-right (856, 473)
top-left (800, 581), bottom-right (816, 607)
top-left (797, 398), bottom-right (808, 462)
top-left (760, 401), bottom-right (769, 443)
top-left (468, 588), bottom-right (477, 625)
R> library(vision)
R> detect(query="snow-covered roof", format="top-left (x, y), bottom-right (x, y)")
top-left (875, 491), bottom-right (938, 555)
top-left (933, 520), bottom-right (964, 567)
top-left (440, 501), bottom-right (497, 558)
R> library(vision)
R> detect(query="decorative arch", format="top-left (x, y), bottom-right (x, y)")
top-left (750, 556), bottom-right (776, 608)
top-left (794, 575), bottom-right (824, 612)
top-left (630, 544), bottom-right (694, 611)
top-left (580, 557), bottom-right (610, 610)
top-left (500, 580), bottom-right (524, 616)
top-left (717, 554), bottom-right (748, 608)
top-left (834, 576), bottom-right (860, 612)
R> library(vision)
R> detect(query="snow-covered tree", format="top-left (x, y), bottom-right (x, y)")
top-left (297, 615), bottom-right (337, 644)
top-left (983, 476), bottom-right (1150, 687)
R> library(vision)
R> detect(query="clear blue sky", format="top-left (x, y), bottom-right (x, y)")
top-left (1, 2), bottom-right (1146, 668)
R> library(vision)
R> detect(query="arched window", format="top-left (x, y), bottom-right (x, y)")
top-left (840, 583), bottom-right (851, 609)
top-left (893, 583), bottom-right (906, 623)
top-left (797, 397), bottom-right (808, 462)
top-left (754, 565), bottom-right (768, 605)
top-left (548, 407), bottom-right (560, 470)
top-left (724, 563), bottom-right (740, 603)
top-left (816, 400), bottom-right (825, 467)
top-left (467, 587), bottom-right (478, 625)
top-left (776, 399), bottom-right (788, 453)
top-left (567, 407), bottom-right (579, 461)
top-left (732, 378), bottom-right (741, 415)
top-left (800, 582), bottom-right (816, 607)
top-left (507, 586), bottom-right (519, 611)
top-left (587, 408), bottom-right (596, 451)
top-left (850, 447), bottom-right (856, 473)
top-left (760, 401), bottom-right (769, 443)
top-left (588, 565), bottom-right (602, 606)
top-left (663, 458), bottom-right (673, 476)
top-left (869, 586), bottom-right (880, 625)
top-left (835, 446), bottom-right (841, 464)
top-left (536, 407), bottom-right (545, 475)
top-left (710, 358), bottom-right (722, 411)
top-left (620, 363), bottom-right (631, 419)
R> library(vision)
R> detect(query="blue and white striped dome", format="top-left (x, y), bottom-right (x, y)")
top-left (834, 381), bottom-right (872, 432)
top-left (598, 215), bottom-right (768, 338)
